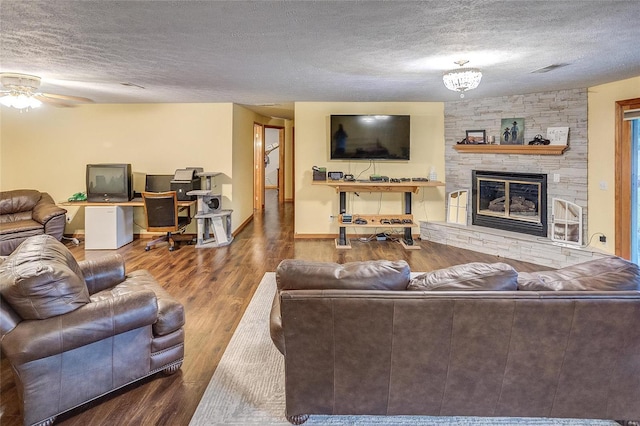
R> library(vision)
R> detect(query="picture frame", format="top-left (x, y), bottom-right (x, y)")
top-left (465, 130), bottom-right (486, 144)
top-left (501, 118), bottom-right (525, 145)
top-left (547, 127), bottom-right (569, 145)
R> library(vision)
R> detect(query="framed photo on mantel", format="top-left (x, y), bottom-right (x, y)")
top-left (547, 127), bottom-right (569, 145)
top-left (501, 118), bottom-right (525, 145)
top-left (465, 130), bottom-right (486, 144)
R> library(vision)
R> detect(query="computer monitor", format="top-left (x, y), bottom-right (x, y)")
top-left (86, 163), bottom-right (133, 202)
top-left (145, 174), bottom-right (174, 193)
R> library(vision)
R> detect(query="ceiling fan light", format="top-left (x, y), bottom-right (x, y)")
top-left (28, 96), bottom-right (43, 109)
top-left (0, 95), bottom-right (14, 107)
top-left (0, 93), bottom-right (42, 110)
top-left (443, 67), bottom-right (482, 98)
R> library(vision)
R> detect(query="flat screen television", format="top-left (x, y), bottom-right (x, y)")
top-left (86, 163), bottom-right (133, 202)
top-left (330, 114), bottom-right (410, 160)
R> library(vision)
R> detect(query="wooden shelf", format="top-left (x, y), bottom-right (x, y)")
top-left (312, 180), bottom-right (444, 193)
top-left (453, 144), bottom-right (568, 155)
top-left (340, 214), bottom-right (415, 228)
top-left (314, 180), bottom-right (441, 250)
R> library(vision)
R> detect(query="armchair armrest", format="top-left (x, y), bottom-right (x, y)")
top-left (80, 254), bottom-right (126, 294)
top-left (1, 289), bottom-right (158, 365)
top-left (31, 193), bottom-right (67, 225)
top-left (32, 193), bottom-right (67, 240)
top-left (270, 291), bottom-right (285, 355)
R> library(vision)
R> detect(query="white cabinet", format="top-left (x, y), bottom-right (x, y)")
top-left (85, 206), bottom-right (133, 249)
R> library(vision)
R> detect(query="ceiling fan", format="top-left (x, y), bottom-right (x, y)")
top-left (0, 72), bottom-right (93, 110)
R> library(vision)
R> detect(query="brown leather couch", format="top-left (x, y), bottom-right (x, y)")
top-left (270, 258), bottom-right (640, 425)
top-left (0, 235), bottom-right (185, 426)
top-left (0, 189), bottom-right (67, 255)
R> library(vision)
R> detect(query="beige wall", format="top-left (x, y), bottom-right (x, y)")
top-left (0, 103), bottom-right (240, 235)
top-left (232, 104), bottom-right (259, 229)
top-left (231, 105), bottom-right (287, 226)
top-left (588, 75), bottom-right (640, 254)
top-left (294, 102), bottom-right (445, 236)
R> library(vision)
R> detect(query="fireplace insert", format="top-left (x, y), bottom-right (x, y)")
top-left (472, 170), bottom-right (547, 237)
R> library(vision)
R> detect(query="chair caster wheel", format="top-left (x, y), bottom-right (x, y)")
top-left (169, 247), bottom-right (175, 251)
top-left (145, 246), bottom-right (150, 251)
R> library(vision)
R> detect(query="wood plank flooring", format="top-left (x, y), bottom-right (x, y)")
top-left (0, 190), bottom-right (548, 426)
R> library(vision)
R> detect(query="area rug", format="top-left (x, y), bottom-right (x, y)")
top-left (189, 273), bottom-right (618, 426)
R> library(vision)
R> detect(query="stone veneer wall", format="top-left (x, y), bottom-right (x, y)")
top-left (420, 221), bottom-right (607, 268)
top-left (445, 88), bottom-right (588, 238)
top-left (419, 88), bottom-right (598, 267)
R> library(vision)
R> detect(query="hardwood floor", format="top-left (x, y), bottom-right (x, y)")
top-left (0, 190), bottom-right (547, 426)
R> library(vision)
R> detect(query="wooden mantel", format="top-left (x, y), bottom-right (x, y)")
top-left (453, 144), bottom-right (568, 155)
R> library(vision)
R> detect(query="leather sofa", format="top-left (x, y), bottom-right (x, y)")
top-left (0, 189), bottom-right (67, 255)
top-left (270, 257), bottom-right (640, 425)
top-left (0, 235), bottom-right (185, 426)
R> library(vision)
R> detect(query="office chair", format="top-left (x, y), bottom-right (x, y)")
top-left (142, 191), bottom-right (190, 251)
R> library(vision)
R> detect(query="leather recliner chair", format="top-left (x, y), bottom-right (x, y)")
top-left (0, 235), bottom-right (185, 426)
top-left (0, 189), bottom-right (67, 255)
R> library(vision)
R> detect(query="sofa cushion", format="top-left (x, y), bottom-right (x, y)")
top-left (517, 256), bottom-right (640, 291)
top-left (0, 235), bottom-right (89, 320)
top-left (407, 262), bottom-right (518, 291)
top-left (276, 259), bottom-right (410, 291)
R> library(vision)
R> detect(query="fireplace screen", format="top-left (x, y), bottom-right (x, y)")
top-left (472, 171), bottom-right (547, 237)
top-left (478, 179), bottom-right (541, 221)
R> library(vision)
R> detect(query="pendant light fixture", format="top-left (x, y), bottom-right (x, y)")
top-left (443, 60), bottom-right (482, 98)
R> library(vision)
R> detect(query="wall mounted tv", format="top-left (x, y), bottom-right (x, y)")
top-left (86, 163), bottom-right (133, 202)
top-left (330, 115), bottom-right (410, 160)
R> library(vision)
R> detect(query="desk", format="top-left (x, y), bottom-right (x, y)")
top-left (62, 198), bottom-right (196, 208)
top-left (61, 199), bottom-right (196, 249)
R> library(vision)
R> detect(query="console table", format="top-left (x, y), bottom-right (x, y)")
top-left (313, 180), bottom-right (444, 249)
top-left (61, 198), bottom-right (196, 249)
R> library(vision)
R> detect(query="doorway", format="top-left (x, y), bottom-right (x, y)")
top-left (614, 98), bottom-right (640, 262)
top-left (265, 125), bottom-right (285, 205)
top-left (253, 123), bottom-right (264, 211)
top-left (254, 123), bottom-right (285, 211)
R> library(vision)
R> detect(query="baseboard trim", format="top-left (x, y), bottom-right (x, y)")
top-left (294, 233), bottom-right (335, 239)
top-left (233, 214), bottom-right (253, 237)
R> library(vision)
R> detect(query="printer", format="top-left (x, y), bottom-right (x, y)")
top-left (171, 168), bottom-right (202, 201)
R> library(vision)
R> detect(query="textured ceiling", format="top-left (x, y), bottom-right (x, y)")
top-left (1, 1), bottom-right (640, 119)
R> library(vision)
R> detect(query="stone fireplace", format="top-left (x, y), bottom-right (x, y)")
top-left (472, 170), bottom-right (547, 237)
top-left (423, 88), bottom-right (598, 267)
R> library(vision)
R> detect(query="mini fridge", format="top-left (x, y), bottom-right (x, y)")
top-left (85, 206), bottom-right (134, 249)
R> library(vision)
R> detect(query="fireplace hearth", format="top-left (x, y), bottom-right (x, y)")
top-left (472, 170), bottom-right (547, 237)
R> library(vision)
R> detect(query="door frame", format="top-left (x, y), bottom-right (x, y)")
top-left (264, 125), bottom-right (285, 203)
top-left (614, 98), bottom-right (640, 258)
top-left (253, 123), bottom-right (265, 211)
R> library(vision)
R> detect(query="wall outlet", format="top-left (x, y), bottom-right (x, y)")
top-left (599, 235), bottom-right (607, 244)
top-left (328, 215), bottom-right (334, 223)
top-left (66, 214), bottom-right (73, 223)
